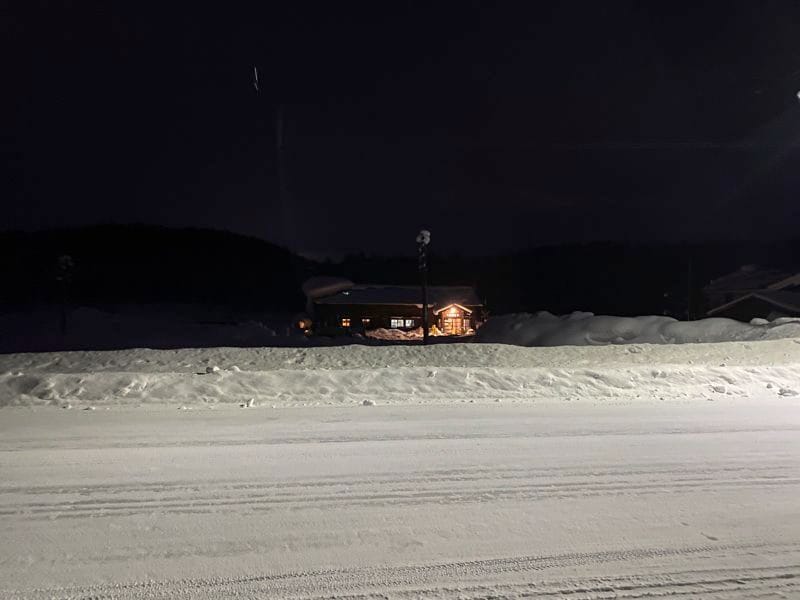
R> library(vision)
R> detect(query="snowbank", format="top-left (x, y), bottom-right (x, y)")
top-left (2, 338), bottom-right (799, 408)
top-left (475, 311), bottom-right (800, 347)
top-left (366, 327), bottom-right (424, 341)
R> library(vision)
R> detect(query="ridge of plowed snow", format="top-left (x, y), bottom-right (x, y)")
top-left (1, 339), bottom-right (799, 408)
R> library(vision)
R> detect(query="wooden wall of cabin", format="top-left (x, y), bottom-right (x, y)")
top-left (313, 303), bottom-right (429, 331)
top-left (312, 303), bottom-right (486, 334)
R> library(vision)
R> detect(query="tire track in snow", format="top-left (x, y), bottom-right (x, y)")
top-left (1, 459), bottom-right (788, 494)
top-left (3, 404), bottom-right (799, 598)
top-left (5, 424), bottom-right (800, 451)
top-left (2, 463), bottom-right (798, 521)
top-left (6, 544), bottom-right (799, 599)
top-left (316, 567), bottom-right (800, 599)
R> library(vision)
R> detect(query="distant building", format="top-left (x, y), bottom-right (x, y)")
top-left (302, 278), bottom-right (485, 336)
top-left (703, 266), bottom-right (800, 321)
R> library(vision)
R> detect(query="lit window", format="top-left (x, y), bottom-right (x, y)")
top-left (341, 318), bottom-right (351, 327)
top-left (404, 319), bottom-right (415, 328)
top-left (390, 318), bottom-right (404, 328)
top-left (361, 317), bottom-right (371, 325)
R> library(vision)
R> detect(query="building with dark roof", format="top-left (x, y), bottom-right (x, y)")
top-left (304, 281), bottom-right (485, 336)
top-left (704, 266), bottom-right (800, 321)
top-left (706, 289), bottom-right (800, 321)
top-left (703, 265), bottom-right (794, 308)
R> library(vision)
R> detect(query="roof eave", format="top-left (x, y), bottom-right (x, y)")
top-left (707, 292), bottom-right (800, 315)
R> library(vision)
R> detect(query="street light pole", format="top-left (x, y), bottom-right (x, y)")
top-left (416, 229), bottom-right (431, 345)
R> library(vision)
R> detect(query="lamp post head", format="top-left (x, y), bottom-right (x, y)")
top-left (416, 229), bottom-right (431, 246)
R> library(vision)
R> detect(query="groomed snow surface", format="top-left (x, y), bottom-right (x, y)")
top-left (1, 335), bottom-right (800, 598)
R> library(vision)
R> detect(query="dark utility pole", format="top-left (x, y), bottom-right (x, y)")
top-left (417, 230), bottom-right (431, 345)
top-left (253, 65), bottom-right (293, 248)
top-left (55, 254), bottom-right (74, 335)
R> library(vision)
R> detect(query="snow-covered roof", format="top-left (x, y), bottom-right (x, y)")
top-left (767, 273), bottom-right (800, 290)
top-left (707, 290), bottom-right (800, 316)
top-left (302, 277), bottom-right (355, 299)
top-left (312, 285), bottom-right (482, 308)
top-left (704, 265), bottom-right (793, 293)
top-left (433, 303), bottom-right (474, 315)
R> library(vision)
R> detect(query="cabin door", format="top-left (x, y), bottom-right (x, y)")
top-left (441, 308), bottom-right (467, 335)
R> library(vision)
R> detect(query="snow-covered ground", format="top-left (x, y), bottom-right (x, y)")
top-left (2, 338), bottom-right (799, 408)
top-left (475, 311), bottom-right (800, 346)
top-left (1, 338), bottom-right (799, 598)
top-left (2, 401), bottom-right (800, 598)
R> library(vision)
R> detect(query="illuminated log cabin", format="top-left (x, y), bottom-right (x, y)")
top-left (305, 281), bottom-right (485, 336)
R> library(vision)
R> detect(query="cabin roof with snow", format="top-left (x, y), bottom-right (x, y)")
top-left (312, 285), bottom-right (481, 308)
top-left (704, 265), bottom-right (794, 293)
top-left (707, 290), bottom-right (800, 316)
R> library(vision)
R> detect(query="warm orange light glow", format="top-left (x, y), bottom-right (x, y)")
top-left (449, 307), bottom-right (458, 315)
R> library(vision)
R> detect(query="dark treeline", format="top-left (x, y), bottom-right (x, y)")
top-left (2, 225), bottom-right (798, 319)
top-left (0, 225), bottom-right (311, 312)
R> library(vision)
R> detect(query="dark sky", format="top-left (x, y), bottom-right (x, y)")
top-left (6, 1), bottom-right (800, 255)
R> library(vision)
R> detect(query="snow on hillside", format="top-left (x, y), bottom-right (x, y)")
top-left (2, 337), bottom-right (799, 408)
top-left (475, 311), bottom-right (800, 346)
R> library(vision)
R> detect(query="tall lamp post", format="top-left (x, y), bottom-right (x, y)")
top-left (416, 229), bottom-right (431, 345)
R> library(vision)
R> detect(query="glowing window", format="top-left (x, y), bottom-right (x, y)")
top-left (404, 319), bottom-right (415, 328)
top-left (390, 318), bottom-right (404, 328)
top-left (361, 317), bottom-right (371, 325)
top-left (341, 318), bottom-right (351, 327)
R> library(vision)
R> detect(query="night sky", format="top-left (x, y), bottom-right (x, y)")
top-left (7, 2), bottom-right (800, 255)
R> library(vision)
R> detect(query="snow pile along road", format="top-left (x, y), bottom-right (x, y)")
top-left (2, 337), bottom-right (799, 408)
top-left (475, 311), bottom-right (800, 346)
top-left (365, 326), bottom-right (424, 341)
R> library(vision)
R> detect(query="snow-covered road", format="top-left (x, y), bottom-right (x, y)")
top-left (2, 401), bottom-right (799, 599)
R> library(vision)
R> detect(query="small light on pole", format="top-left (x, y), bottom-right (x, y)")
top-left (416, 229), bottom-right (431, 345)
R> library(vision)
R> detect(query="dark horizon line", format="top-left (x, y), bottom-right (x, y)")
top-left (4, 222), bottom-right (798, 254)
